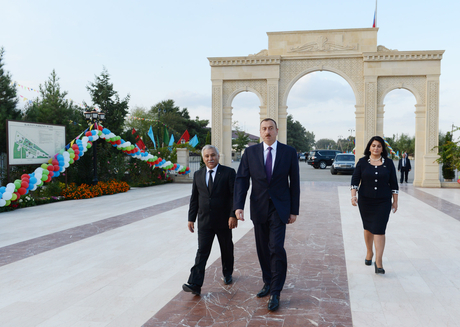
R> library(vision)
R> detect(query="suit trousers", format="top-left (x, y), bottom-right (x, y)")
top-left (188, 226), bottom-right (234, 287)
top-left (253, 200), bottom-right (287, 296)
top-left (400, 169), bottom-right (409, 183)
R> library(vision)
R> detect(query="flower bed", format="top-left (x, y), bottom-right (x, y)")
top-left (61, 180), bottom-right (130, 200)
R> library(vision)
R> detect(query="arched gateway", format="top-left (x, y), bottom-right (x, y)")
top-left (209, 28), bottom-right (444, 187)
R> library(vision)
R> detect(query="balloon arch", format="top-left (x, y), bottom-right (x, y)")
top-left (0, 123), bottom-right (190, 208)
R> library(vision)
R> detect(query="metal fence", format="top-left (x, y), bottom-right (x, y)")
top-left (188, 153), bottom-right (202, 176)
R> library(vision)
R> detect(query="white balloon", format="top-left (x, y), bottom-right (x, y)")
top-left (64, 162), bottom-right (70, 168)
top-left (0, 199), bottom-right (6, 207)
top-left (31, 185), bottom-right (38, 191)
top-left (6, 183), bottom-right (15, 192)
top-left (2, 192), bottom-right (12, 201)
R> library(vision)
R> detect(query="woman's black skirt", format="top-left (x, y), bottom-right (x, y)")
top-left (358, 195), bottom-right (392, 235)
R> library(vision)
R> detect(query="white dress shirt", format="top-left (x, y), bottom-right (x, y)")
top-left (263, 141), bottom-right (277, 172)
top-left (206, 164), bottom-right (219, 187)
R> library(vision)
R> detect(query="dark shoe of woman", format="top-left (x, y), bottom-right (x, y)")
top-left (374, 262), bottom-right (385, 274)
top-left (365, 259), bottom-right (372, 266)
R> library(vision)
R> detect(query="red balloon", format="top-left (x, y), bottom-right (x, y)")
top-left (21, 174), bottom-right (30, 180)
top-left (45, 175), bottom-right (52, 183)
top-left (74, 149), bottom-right (80, 155)
top-left (18, 187), bottom-right (27, 195)
top-left (85, 131), bottom-right (92, 137)
top-left (52, 159), bottom-right (59, 165)
top-left (72, 144), bottom-right (79, 149)
top-left (53, 165), bottom-right (60, 171)
top-left (47, 165), bottom-right (54, 171)
top-left (74, 155), bottom-right (79, 160)
top-left (48, 171), bottom-right (54, 177)
top-left (21, 181), bottom-right (29, 188)
top-left (116, 140), bottom-right (121, 145)
top-left (14, 192), bottom-right (21, 200)
top-left (98, 125), bottom-right (103, 131)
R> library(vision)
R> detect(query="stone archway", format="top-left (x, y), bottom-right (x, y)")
top-left (209, 28), bottom-right (444, 187)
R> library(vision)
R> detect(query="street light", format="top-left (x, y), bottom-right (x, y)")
top-left (84, 110), bottom-right (105, 185)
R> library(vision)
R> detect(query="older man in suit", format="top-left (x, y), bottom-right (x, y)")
top-left (182, 145), bottom-right (238, 296)
top-left (398, 152), bottom-right (412, 183)
top-left (234, 118), bottom-right (300, 311)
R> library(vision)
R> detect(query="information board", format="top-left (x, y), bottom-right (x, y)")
top-left (7, 120), bottom-right (66, 165)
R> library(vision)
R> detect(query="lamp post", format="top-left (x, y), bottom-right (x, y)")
top-left (84, 110), bottom-right (105, 185)
top-left (348, 128), bottom-right (355, 153)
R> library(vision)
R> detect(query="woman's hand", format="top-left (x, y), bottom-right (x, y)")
top-left (351, 196), bottom-right (358, 206)
top-left (392, 201), bottom-right (398, 213)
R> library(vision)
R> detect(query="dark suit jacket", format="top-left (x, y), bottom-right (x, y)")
top-left (188, 164), bottom-right (236, 229)
top-left (351, 157), bottom-right (399, 199)
top-left (234, 142), bottom-right (300, 224)
top-left (398, 157), bottom-right (411, 171)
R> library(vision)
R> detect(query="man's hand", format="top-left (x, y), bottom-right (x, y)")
top-left (188, 221), bottom-right (195, 233)
top-left (235, 209), bottom-right (244, 221)
top-left (229, 217), bottom-right (238, 229)
top-left (288, 214), bottom-right (297, 224)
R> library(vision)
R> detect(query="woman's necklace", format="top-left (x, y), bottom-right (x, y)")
top-left (370, 156), bottom-right (382, 161)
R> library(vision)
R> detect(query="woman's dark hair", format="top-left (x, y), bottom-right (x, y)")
top-left (364, 136), bottom-right (389, 158)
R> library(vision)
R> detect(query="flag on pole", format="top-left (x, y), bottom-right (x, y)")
top-left (136, 138), bottom-right (146, 150)
top-left (147, 126), bottom-right (156, 149)
top-left (372, 0), bottom-right (377, 27)
top-left (163, 127), bottom-right (169, 146)
top-left (168, 133), bottom-right (175, 146)
top-left (177, 130), bottom-right (190, 144)
top-left (189, 135), bottom-right (199, 148)
top-left (132, 127), bottom-right (136, 135)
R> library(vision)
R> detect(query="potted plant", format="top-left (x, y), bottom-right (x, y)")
top-left (434, 129), bottom-right (460, 182)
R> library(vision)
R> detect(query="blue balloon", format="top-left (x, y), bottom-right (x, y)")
top-left (102, 128), bottom-right (110, 134)
top-left (0, 186), bottom-right (5, 192)
top-left (54, 171), bottom-right (60, 177)
top-left (91, 130), bottom-right (97, 135)
top-left (29, 177), bottom-right (37, 184)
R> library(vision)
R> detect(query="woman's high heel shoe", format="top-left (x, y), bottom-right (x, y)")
top-left (374, 262), bottom-right (385, 274)
top-left (365, 259), bottom-right (372, 266)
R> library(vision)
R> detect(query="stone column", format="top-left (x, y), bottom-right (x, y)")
top-left (222, 106), bottom-right (233, 166)
top-left (364, 78), bottom-right (378, 142)
top-left (421, 76), bottom-right (441, 187)
top-left (413, 104), bottom-right (426, 186)
top-left (211, 80), bottom-right (225, 163)
top-left (173, 148), bottom-right (191, 183)
top-left (278, 105), bottom-right (287, 144)
top-left (376, 104), bottom-right (385, 137)
top-left (267, 78), bottom-right (282, 142)
top-left (354, 104), bottom-right (365, 160)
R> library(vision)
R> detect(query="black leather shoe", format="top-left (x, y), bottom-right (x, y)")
top-left (257, 284), bottom-right (270, 298)
top-left (374, 262), bottom-right (385, 274)
top-left (182, 283), bottom-right (201, 295)
top-left (223, 275), bottom-right (233, 285)
top-left (268, 295), bottom-right (280, 311)
top-left (365, 259), bottom-right (372, 266)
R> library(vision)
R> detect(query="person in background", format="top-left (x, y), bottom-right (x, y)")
top-left (351, 136), bottom-right (399, 274)
top-left (397, 152), bottom-right (412, 183)
top-left (182, 145), bottom-right (237, 296)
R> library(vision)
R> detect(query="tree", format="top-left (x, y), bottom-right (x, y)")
top-left (434, 129), bottom-right (460, 180)
top-left (286, 114), bottom-right (315, 152)
top-left (232, 122), bottom-right (250, 154)
top-left (23, 70), bottom-right (85, 144)
top-left (87, 67), bottom-right (130, 136)
top-left (316, 138), bottom-right (337, 150)
top-left (148, 99), bottom-right (209, 148)
top-left (0, 47), bottom-right (22, 154)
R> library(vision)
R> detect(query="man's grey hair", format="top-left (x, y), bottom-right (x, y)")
top-left (201, 144), bottom-right (220, 156)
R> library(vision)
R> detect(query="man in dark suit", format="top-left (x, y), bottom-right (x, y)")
top-left (234, 118), bottom-right (300, 311)
top-left (398, 152), bottom-right (412, 183)
top-left (182, 145), bottom-right (237, 296)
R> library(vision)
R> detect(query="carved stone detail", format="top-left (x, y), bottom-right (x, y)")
top-left (365, 82), bottom-right (377, 140)
top-left (212, 85), bottom-right (222, 148)
top-left (279, 57), bottom-right (364, 107)
top-left (222, 80), bottom-right (267, 108)
top-left (209, 57), bottom-right (280, 66)
top-left (377, 45), bottom-right (397, 52)
top-left (268, 85), bottom-right (277, 118)
top-left (363, 52), bottom-right (443, 61)
top-left (288, 36), bottom-right (356, 53)
top-left (377, 76), bottom-right (426, 105)
top-left (249, 49), bottom-right (268, 56)
top-left (427, 81), bottom-right (439, 152)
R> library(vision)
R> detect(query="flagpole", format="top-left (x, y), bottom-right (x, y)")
top-left (374, 0), bottom-right (378, 28)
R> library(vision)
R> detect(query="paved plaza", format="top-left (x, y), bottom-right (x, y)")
top-left (1, 167), bottom-right (460, 326)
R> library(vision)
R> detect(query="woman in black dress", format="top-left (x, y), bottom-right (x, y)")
top-left (351, 136), bottom-right (398, 274)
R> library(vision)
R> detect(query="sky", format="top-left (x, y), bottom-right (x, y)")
top-left (1, 0), bottom-right (458, 142)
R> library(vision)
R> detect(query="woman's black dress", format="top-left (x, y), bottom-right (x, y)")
top-left (351, 157), bottom-right (399, 235)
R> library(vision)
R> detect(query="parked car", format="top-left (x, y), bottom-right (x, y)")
top-left (299, 152), bottom-right (307, 161)
top-left (307, 150), bottom-right (342, 169)
top-left (330, 153), bottom-right (356, 175)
